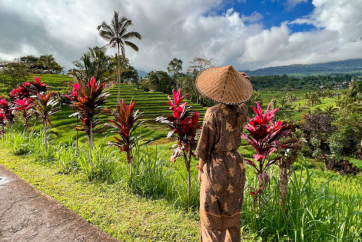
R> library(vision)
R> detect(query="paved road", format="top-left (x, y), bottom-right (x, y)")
top-left (0, 165), bottom-right (119, 242)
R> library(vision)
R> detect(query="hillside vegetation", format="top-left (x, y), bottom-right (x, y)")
top-left (244, 58), bottom-right (362, 77)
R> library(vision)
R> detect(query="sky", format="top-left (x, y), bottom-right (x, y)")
top-left (0, 0), bottom-right (362, 72)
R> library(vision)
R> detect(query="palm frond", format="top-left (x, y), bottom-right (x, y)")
top-left (124, 41), bottom-right (139, 52)
top-left (122, 31), bottom-right (142, 40)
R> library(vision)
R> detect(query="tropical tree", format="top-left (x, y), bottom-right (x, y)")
top-left (167, 58), bottom-right (183, 89)
top-left (111, 55), bottom-right (138, 84)
top-left (68, 77), bottom-right (111, 160)
top-left (347, 81), bottom-right (362, 101)
top-left (33, 92), bottom-right (61, 152)
top-left (187, 57), bottom-right (212, 104)
top-left (37, 55), bottom-right (56, 74)
top-left (106, 99), bottom-right (145, 181)
top-left (300, 111), bottom-right (334, 151)
top-left (52, 63), bottom-right (65, 74)
top-left (323, 105), bottom-right (339, 116)
top-left (97, 11), bottom-right (142, 101)
top-left (0, 62), bottom-right (30, 89)
top-left (70, 47), bottom-right (114, 83)
top-left (147, 70), bottom-right (175, 94)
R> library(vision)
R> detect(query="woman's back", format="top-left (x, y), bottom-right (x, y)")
top-left (199, 103), bottom-right (248, 156)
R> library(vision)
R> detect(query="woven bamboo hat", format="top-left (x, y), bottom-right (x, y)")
top-left (196, 65), bottom-right (253, 105)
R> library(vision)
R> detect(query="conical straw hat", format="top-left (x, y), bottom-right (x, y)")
top-left (196, 65), bottom-right (253, 105)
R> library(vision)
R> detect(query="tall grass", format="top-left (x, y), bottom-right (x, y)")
top-left (2, 131), bottom-right (362, 241)
top-left (242, 163), bottom-right (362, 241)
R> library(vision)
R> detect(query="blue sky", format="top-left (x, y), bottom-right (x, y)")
top-left (0, 0), bottom-right (361, 71)
top-left (230, 0), bottom-right (315, 32)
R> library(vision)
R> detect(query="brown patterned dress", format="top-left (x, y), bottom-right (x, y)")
top-left (195, 103), bottom-right (248, 242)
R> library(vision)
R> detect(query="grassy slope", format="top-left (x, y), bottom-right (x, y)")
top-left (2, 74), bottom-right (208, 145)
top-left (0, 148), bottom-right (200, 242)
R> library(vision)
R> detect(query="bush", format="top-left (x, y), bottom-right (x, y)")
top-left (241, 163), bottom-right (362, 241)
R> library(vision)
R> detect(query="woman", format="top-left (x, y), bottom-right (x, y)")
top-left (195, 66), bottom-right (253, 242)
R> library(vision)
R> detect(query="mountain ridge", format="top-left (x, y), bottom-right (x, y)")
top-left (242, 58), bottom-right (362, 77)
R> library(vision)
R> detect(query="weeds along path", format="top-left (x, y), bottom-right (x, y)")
top-left (0, 148), bottom-right (200, 241)
top-left (0, 164), bottom-right (119, 242)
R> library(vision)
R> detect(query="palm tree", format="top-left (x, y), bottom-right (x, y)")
top-left (97, 11), bottom-right (142, 101)
top-left (323, 105), bottom-right (339, 116)
top-left (70, 46), bottom-right (114, 82)
top-left (37, 55), bottom-right (56, 74)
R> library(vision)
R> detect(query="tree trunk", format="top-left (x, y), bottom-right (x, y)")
top-left (43, 120), bottom-right (47, 152)
top-left (25, 116), bottom-right (29, 143)
top-left (117, 46), bottom-right (121, 102)
top-left (89, 120), bottom-right (93, 165)
top-left (129, 162), bottom-right (133, 182)
top-left (76, 116), bottom-right (79, 156)
top-left (279, 166), bottom-right (288, 207)
top-left (30, 115), bottom-right (39, 138)
top-left (127, 150), bottom-right (133, 181)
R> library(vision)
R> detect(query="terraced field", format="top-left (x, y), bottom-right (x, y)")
top-left (1, 74), bottom-right (208, 145)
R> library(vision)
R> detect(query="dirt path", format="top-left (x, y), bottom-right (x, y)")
top-left (0, 165), bottom-right (119, 242)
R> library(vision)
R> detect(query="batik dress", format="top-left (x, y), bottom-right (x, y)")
top-left (195, 103), bottom-right (248, 242)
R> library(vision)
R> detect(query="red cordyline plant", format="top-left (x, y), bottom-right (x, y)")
top-left (64, 83), bottom-right (80, 153)
top-left (0, 110), bottom-right (6, 138)
top-left (0, 97), bottom-right (14, 127)
top-left (68, 76), bottom-right (110, 161)
top-left (241, 102), bottom-right (297, 210)
top-left (15, 98), bottom-right (34, 139)
top-left (9, 76), bottom-right (50, 137)
top-left (156, 89), bottom-right (201, 207)
top-left (105, 99), bottom-right (145, 180)
top-left (33, 92), bottom-right (61, 152)
top-left (9, 85), bottom-right (31, 101)
top-left (29, 76), bottom-right (49, 94)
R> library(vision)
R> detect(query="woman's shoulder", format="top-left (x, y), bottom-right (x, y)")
top-left (204, 104), bottom-right (222, 120)
top-left (206, 104), bottom-right (222, 113)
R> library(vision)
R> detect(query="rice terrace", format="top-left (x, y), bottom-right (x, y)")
top-left (1, 1), bottom-right (362, 241)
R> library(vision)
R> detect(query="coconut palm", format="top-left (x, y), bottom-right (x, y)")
top-left (37, 55), bottom-right (56, 74)
top-left (70, 46), bottom-right (114, 83)
top-left (323, 105), bottom-right (339, 116)
top-left (97, 11), bottom-right (142, 101)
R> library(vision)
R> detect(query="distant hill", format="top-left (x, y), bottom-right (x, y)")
top-left (137, 70), bottom-right (147, 78)
top-left (243, 59), bottom-right (362, 77)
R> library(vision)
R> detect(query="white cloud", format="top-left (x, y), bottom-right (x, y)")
top-left (240, 0), bottom-right (362, 69)
top-left (0, 0), bottom-right (361, 72)
top-left (287, 0), bottom-right (308, 8)
top-left (0, 0), bottom-right (264, 72)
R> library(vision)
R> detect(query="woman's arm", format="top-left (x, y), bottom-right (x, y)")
top-left (198, 158), bottom-right (205, 184)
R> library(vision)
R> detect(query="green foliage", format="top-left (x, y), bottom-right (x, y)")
top-left (0, 147), bottom-right (202, 242)
top-left (0, 62), bottom-right (31, 89)
top-left (250, 74), bottom-right (354, 91)
top-left (245, 59), bottom-right (362, 77)
top-left (146, 70), bottom-right (175, 94)
top-left (330, 110), bottom-right (362, 155)
top-left (2, 131), bottom-right (362, 241)
top-left (242, 165), bottom-right (362, 241)
top-left (69, 46), bottom-right (115, 82)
